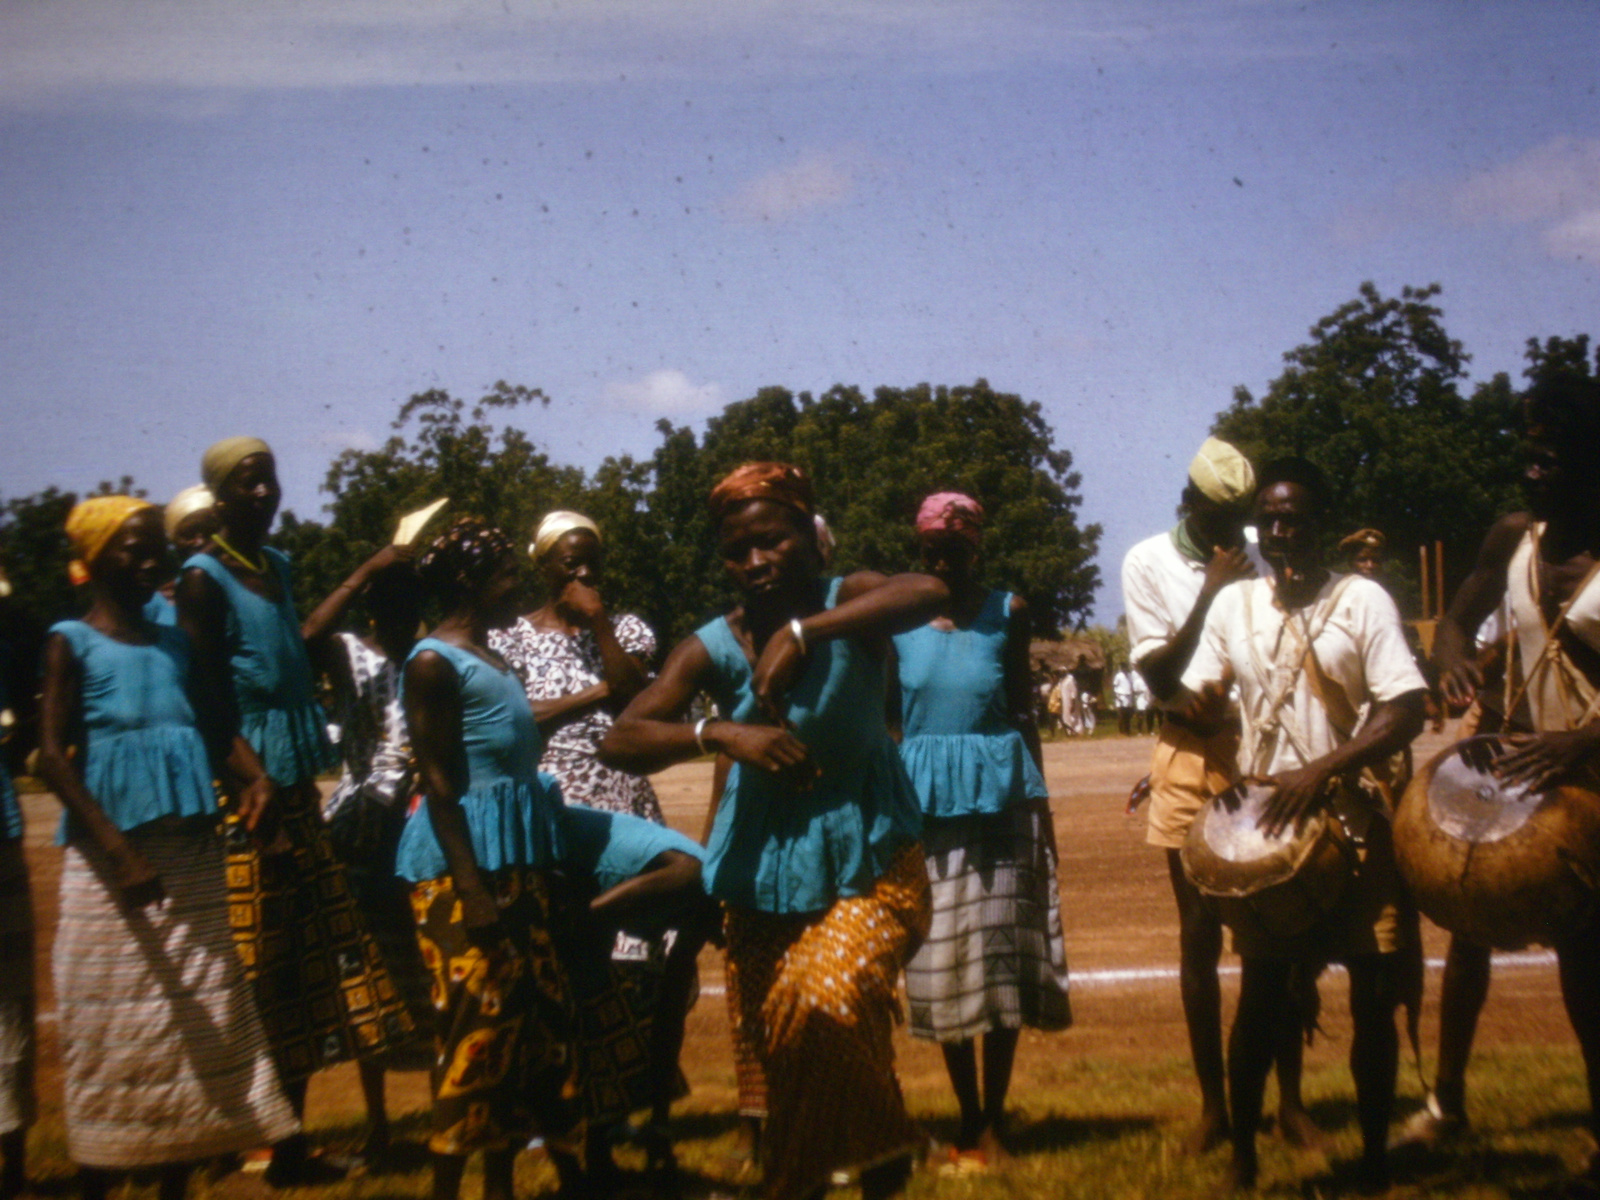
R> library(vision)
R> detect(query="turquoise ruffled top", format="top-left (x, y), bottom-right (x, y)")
top-left (49, 620), bottom-right (218, 843)
top-left (697, 578), bottom-right (923, 914)
top-left (395, 638), bottom-right (566, 882)
top-left (184, 548), bottom-right (334, 786)
top-left (892, 589), bottom-right (1047, 818)
top-left (561, 804), bottom-right (705, 894)
top-left (142, 591), bottom-right (177, 626)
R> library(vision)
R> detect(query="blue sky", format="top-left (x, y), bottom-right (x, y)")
top-left (2, 1), bottom-right (1596, 621)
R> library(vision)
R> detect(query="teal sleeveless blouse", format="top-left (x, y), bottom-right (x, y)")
top-left (394, 638), bottom-right (566, 882)
top-left (184, 548), bottom-right (334, 786)
top-left (48, 620), bottom-right (218, 842)
top-left (696, 578), bottom-right (922, 914)
top-left (891, 589), bottom-right (1047, 818)
top-left (561, 804), bottom-right (705, 894)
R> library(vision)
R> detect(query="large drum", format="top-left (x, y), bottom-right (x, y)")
top-left (1392, 736), bottom-right (1600, 950)
top-left (1182, 780), bottom-right (1355, 940)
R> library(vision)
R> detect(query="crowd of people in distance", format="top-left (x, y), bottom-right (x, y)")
top-left (0, 357), bottom-right (1595, 1200)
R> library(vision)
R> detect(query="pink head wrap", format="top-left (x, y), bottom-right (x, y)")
top-left (915, 492), bottom-right (984, 547)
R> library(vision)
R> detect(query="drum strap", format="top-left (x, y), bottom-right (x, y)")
top-left (1244, 575), bottom-right (1359, 774)
top-left (1505, 525), bottom-right (1600, 732)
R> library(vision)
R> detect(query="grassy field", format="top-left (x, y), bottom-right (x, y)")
top-left (13, 727), bottom-right (1597, 1198)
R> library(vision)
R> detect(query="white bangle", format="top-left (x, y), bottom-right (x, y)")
top-left (788, 617), bottom-right (807, 656)
top-left (694, 717), bottom-right (710, 756)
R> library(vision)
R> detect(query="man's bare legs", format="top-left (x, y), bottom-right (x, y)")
top-left (1436, 936), bottom-right (1491, 1123)
top-left (1558, 926), bottom-right (1600, 1182)
top-left (1168, 852), bottom-right (1317, 1154)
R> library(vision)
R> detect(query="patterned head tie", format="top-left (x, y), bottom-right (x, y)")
top-left (66, 496), bottom-right (157, 585)
top-left (708, 462), bottom-right (816, 525)
top-left (915, 491), bottom-right (984, 547)
top-left (418, 517), bottom-right (516, 601)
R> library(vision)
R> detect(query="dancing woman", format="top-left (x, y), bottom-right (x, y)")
top-left (601, 462), bottom-right (947, 1200)
top-left (177, 437), bottom-right (412, 1184)
top-left (38, 498), bottom-right (298, 1200)
top-left (890, 493), bottom-right (1070, 1168)
top-left (396, 519), bottom-right (584, 1200)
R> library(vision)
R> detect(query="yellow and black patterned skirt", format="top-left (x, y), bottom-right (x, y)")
top-left (224, 780), bottom-right (415, 1083)
top-left (411, 867), bottom-right (582, 1157)
top-left (724, 844), bottom-right (932, 1200)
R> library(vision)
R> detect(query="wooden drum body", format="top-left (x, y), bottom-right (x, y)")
top-left (1392, 736), bottom-right (1600, 950)
top-left (1182, 781), bottom-right (1354, 941)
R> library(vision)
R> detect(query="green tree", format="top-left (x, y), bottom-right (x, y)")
top-left (621, 379), bottom-right (1101, 642)
top-left (1212, 282), bottom-right (1523, 610)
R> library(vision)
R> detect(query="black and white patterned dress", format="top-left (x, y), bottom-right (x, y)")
top-left (490, 614), bottom-right (663, 822)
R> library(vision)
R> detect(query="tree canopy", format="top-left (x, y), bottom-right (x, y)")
top-left (305, 378), bottom-right (1102, 644)
top-left (1211, 282), bottom-right (1525, 609)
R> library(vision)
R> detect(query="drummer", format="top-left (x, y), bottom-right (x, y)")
top-left (1120, 435), bottom-right (1318, 1153)
top-left (1177, 457), bottom-right (1428, 1193)
top-left (1407, 366), bottom-right (1600, 1178)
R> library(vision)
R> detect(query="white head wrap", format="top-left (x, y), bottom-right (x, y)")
top-left (530, 511), bottom-right (601, 561)
top-left (164, 484), bottom-right (215, 541)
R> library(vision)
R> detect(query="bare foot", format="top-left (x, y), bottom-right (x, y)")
top-left (975, 1127), bottom-right (1013, 1167)
top-left (1182, 1108), bottom-right (1231, 1156)
top-left (1218, 1155), bottom-right (1257, 1195)
top-left (1276, 1104), bottom-right (1328, 1152)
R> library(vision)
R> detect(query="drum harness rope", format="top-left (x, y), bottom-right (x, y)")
top-left (1504, 524), bottom-right (1600, 735)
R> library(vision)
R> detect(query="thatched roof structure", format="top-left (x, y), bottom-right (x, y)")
top-left (1029, 637), bottom-right (1105, 673)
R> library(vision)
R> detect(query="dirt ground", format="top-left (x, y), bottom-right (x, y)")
top-left (14, 718), bottom-right (1578, 1136)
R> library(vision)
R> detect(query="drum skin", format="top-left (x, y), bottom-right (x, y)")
top-left (1393, 737), bottom-right (1600, 950)
top-left (1183, 782), bottom-right (1355, 941)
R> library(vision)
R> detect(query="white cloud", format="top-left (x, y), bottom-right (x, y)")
top-left (720, 151), bottom-right (858, 224)
top-left (0, 0), bottom-right (1414, 112)
top-left (605, 369), bottom-right (723, 416)
top-left (1450, 137), bottom-right (1600, 226)
top-left (1544, 209), bottom-right (1600, 263)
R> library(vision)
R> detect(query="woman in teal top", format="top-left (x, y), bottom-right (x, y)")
top-left (890, 492), bottom-right (1070, 1169)
top-left (601, 462), bottom-right (948, 1200)
top-left (37, 497), bottom-right (297, 1200)
top-left (400, 518), bottom-right (584, 1200)
top-left (176, 437), bottom-right (410, 1187)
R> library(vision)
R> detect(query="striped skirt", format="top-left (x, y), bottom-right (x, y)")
top-left (55, 826), bottom-right (300, 1168)
top-left (0, 839), bottom-right (34, 1136)
top-left (724, 845), bottom-right (931, 1200)
top-left (904, 798), bottom-right (1072, 1042)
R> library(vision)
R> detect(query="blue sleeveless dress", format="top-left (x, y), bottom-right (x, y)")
top-left (696, 578), bottom-right (922, 914)
top-left (142, 591), bottom-right (177, 627)
top-left (892, 589), bottom-right (1047, 817)
top-left (0, 669), bottom-right (23, 842)
top-left (395, 638), bottom-right (566, 882)
top-left (48, 620), bottom-right (217, 843)
top-left (183, 548), bottom-right (333, 786)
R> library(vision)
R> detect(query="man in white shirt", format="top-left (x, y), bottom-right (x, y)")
top-left (1121, 436), bottom-right (1318, 1152)
top-left (1112, 664), bottom-right (1135, 735)
top-left (1180, 458), bottom-right (1427, 1193)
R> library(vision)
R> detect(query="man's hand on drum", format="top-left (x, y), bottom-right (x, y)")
top-left (1259, 763), bottom-right (1336, 839)
top-left (1494, 726), bottom-right (1600, 792)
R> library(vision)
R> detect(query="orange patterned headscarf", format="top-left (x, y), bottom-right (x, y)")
top-left (66, 496), bottom-right (156, 585)
top-left (708, 462), bottom-right (816, 524)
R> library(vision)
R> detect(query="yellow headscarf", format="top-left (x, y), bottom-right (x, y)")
top-left (164, 484), bottom-right (215, 541)
top-left (66, 496), bottom-right (156, 585)
top-left (530, 511), bottom-right (601, 561)
top-left (201, 436), bottom-right (272, 491)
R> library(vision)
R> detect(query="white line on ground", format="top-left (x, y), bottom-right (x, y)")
top-left (27, 950), bottom-right (1557, 1019)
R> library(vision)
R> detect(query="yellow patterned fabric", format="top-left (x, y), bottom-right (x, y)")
top-left (724, 845), bottom-right (931, 1200)
top-left (224, 780), bottom-right (415, 1083)
top-left (410, 867), bottom-right (581, 1156)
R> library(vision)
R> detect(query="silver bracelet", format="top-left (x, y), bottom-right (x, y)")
top-left (693, 717), bottom-right (710, 756)
top-left (789, 617), bottom-right (807, 655)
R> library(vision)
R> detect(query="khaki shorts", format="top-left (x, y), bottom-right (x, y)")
top-left (1145, 720), bottom-right (1240, 849)
top-left (1227, 813), bottom-right (1417, 962)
